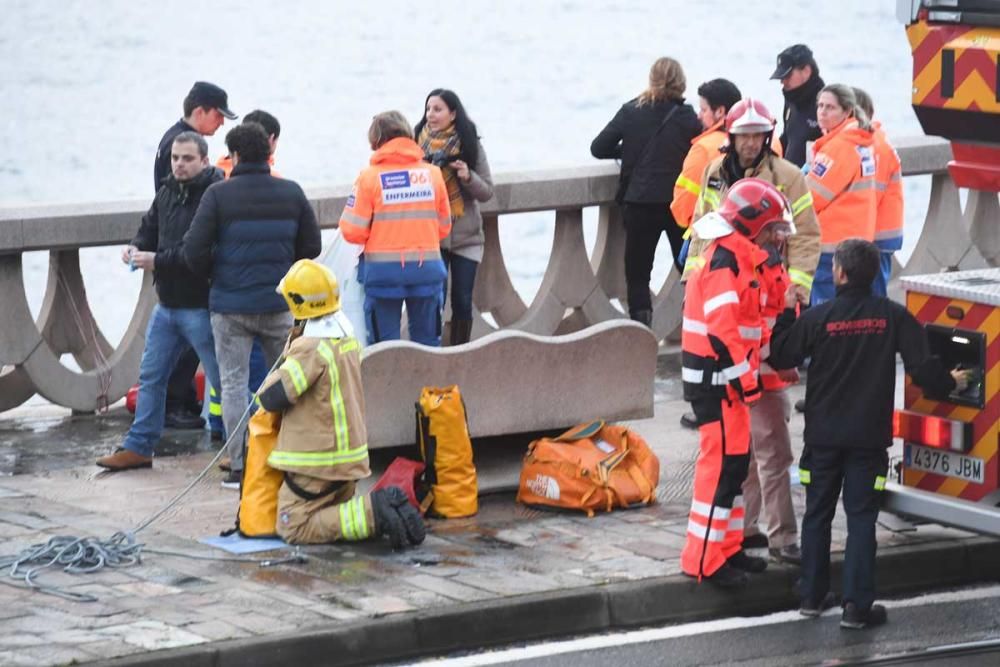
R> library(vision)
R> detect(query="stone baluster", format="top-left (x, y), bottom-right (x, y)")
top-left (1, 136), bottom-right (996, 412)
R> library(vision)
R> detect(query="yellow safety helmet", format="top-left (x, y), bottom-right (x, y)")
top-left (276, 259), bottom-right (340, 319)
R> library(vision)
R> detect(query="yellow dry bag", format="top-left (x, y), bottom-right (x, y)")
top-left (416, 385), bottom-right (478, 518)
top-left (237, 409), bottom-right (285, 537)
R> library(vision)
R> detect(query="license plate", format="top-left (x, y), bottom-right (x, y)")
top-left (904, 443), bottom-right (985, 484)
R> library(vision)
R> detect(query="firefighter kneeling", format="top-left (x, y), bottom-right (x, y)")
top-left (257, 259), bottom-right (426, 549)
top-left (680, 178), bottom-right (794, 588)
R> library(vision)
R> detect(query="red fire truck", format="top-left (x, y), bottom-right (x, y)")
top-left (886, 2), bottom-right (1000, 535)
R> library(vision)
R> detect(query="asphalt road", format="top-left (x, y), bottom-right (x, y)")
top-left (407, 585), bottom-right (1000, 667)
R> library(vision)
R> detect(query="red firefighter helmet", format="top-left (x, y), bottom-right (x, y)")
top-left (726, 98), bottom-right (776, 135)
top-left (717, 178), bottom-right (793, 239)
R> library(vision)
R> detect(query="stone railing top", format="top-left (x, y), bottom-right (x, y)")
top-left (0, 135), bottom-right (952, 254)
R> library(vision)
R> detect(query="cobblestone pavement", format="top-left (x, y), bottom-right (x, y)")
top-left (0, 359), bottom-right (982, 666)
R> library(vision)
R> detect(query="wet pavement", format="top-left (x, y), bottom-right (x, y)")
top-left (0, 356), bottom-right (988, 666)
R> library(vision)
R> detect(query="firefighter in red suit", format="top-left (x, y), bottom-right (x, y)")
top-left (680, 178), bottom-right (795, 588)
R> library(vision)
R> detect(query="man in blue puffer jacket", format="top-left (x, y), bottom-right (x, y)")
top-left (183, 122), bottom-right (322, 487)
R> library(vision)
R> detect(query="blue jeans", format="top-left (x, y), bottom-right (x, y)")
top-left (365, 292), bottom-right (442, 346)
top-left (123, 305), bottom-right (221, 458)
top-left (442, 250), bottom-right (479, 321)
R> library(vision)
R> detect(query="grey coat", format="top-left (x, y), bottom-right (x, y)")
top-left (442, 141), bottom-right (494, 262)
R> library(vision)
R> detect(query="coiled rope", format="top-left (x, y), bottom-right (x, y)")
top-left (0, 532), bottom-right (142, 602)
top-left (1, 356), bottom-right (296, 602)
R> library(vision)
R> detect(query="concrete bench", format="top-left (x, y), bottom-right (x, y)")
top-left (360, 320), bottom-right (658, 448)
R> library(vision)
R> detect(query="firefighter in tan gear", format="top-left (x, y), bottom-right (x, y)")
top-left (682, 98), bottom-right (820, 292)
top-left (257, 259), bottom-right (425, 549)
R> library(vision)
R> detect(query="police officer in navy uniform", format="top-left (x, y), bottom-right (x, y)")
top-left (767, 239), bottom-right (968, 628)
top-left (770, 44), bottom-right (825, 168)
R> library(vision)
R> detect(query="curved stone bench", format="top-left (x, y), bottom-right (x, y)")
top-left (360, 320), bottom-right (658, 448)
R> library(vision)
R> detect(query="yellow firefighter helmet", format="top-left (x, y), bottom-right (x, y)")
top-left (276, 259), bottom-right (340, 319)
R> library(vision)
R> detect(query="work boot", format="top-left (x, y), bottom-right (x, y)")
top-left (727, 550), bottom-right (768, 573)
top-left (220, 470), bottom-right (241, 490)
top-left (840, 602), bottom-right (888, 629)
top-left (449, 319), bottom-right (473, 346)
top-left (770, 543), bottom-right (802, 565)
top-left (704, 562), bottom-right (749, 589)
top-left (630, 309), bottom-right (653, 328)
top-left (96, 448), bottom-right (152, 471)
top-left (800, 592), bottom-right (840, 618)
top-left (164, 410), bottom-right (205, 430)
top-left (680, 412), bottom-right (698, 430)
top-left (372, 486), bottom-right (426, 549)
top-left (742, 533), bottom-right (769, 549)
top-left (391, 491), bottom-right (427, 547)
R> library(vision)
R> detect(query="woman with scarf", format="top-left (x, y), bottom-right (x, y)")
top-left (414, 89), bottom-right (494, 346)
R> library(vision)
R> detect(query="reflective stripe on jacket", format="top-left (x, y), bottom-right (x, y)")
top-left (671, 122), bottom-right (727, 229)
top-left (806, 118), bottom-right (877, 252)
top-left (682, 153), bottom-right (820, 293)
top-left (339, 137), bottom-right (452, 298)
top-left (262, 335), bottom-right (371, 481)
top-left (681, 231), bottom-right (767, 403)
top-left (871, 123), bottom-right (903, 252)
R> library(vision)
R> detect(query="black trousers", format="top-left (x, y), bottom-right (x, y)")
top-left (799, 446), bottom-right (888, 612)
top-left (165, 347), bottom-right (200, 413)
top-left (623, 203), bottom-right (685, 316)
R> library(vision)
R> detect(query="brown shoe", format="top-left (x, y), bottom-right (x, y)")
top-left (96, 448), bottom-right (152, 471)
top-left (218, 457), bottom-right (232, 472)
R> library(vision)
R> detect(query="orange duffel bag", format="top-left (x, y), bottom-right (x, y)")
top-left (517, 421), bottom-right (659, 517)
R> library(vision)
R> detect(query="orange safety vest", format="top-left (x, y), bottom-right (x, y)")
top-left (681, 230), bottom-right (767, 403)
top-left (672, 122), bottom-right (728, 229)
top-left (806, 118), bottom-right (877, 253)
top-left (871, 122), bottom-right (903, 252)
top-left (338, 137), bottom-right (452, 296)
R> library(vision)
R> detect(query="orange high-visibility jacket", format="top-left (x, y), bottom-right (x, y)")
top-left (681, 230), bottom-right (768, 403)
top-left (338, 137), bottom-right (452, 297)
top-left (671, 122), bottom-right (728, 229)
top-left (806, 118), bottom-right (877, 253)
top-left (871, 122), bottom-right (903, 252)
top-left (758, 251), bottom-right (792, 392)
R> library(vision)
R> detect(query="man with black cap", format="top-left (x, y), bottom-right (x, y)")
top-left (770, 45), bottom-right (825, 168)
top-left (154, 82), bottom-right (237, 190)
top-left (153, 81), bottom-right (237, 431)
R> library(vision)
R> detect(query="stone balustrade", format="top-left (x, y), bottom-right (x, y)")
top-left (1, 136), bottom-right (997, 413)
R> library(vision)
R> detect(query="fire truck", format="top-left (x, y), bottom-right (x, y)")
top-left (886, 1), bottom-right (1000, 536)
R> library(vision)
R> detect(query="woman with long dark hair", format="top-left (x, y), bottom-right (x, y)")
top-left (591, 57), bottom-right (701, 326)
top-left (414, 89), bottom-right (494, 346)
